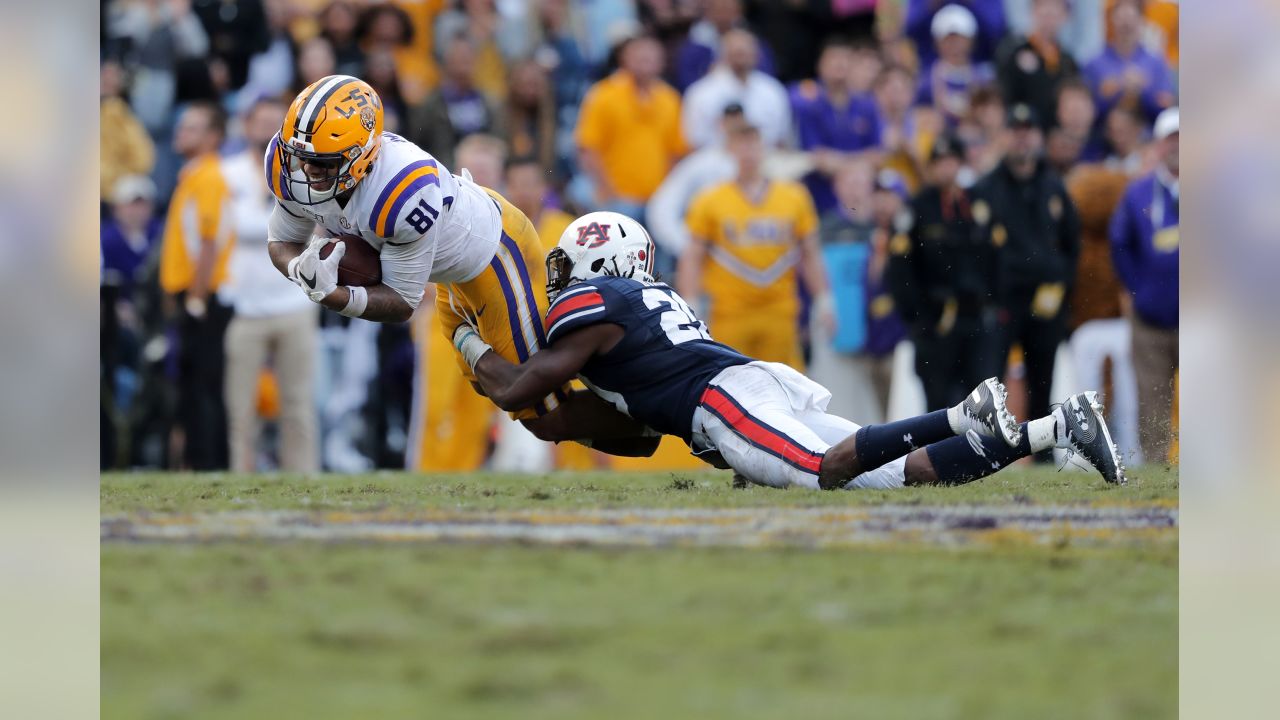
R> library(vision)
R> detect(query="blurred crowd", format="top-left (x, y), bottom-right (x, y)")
top-left (100, 0), bottom-right (1179, 473)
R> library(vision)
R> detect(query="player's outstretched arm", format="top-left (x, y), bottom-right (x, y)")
top-left (466, 323), bottom-right (624, 413)
top-left (312, 285), bottom-right (415, 323)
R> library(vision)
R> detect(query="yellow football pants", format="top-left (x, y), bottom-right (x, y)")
top-left (434, 188), bottom-right (569, 420)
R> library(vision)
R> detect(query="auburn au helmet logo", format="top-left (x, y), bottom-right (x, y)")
top-left (575, 222), bottom-right (611, 248)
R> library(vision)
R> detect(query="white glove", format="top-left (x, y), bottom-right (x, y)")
top-left (288, 239), bottom-right (345, 303)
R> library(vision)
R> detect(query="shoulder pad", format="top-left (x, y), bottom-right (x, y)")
top-left (367, 158), bottom-right (442, 238)
top-left (545, 283), bottom-right (607, 341)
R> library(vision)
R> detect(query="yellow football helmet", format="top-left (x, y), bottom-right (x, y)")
top-left (278, 75), bottom-right (384, 205)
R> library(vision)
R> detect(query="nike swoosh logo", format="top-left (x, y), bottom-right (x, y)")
top-left (384, 239), bottom-right (415, 246)
top-left (300, 270), bottom-right (317, 289)
top-left (474, 305), bottom-right (486, 318)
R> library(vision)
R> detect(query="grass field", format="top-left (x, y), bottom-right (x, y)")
top-left (102, 467), bottom-right (1178, 720)
top-left (102, 465), bottom-right (1178, 514)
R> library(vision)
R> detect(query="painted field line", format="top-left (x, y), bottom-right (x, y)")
top-left (102, 505), bottom-right (1177, 549)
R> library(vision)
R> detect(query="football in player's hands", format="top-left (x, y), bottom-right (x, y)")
top-left (320, 234), bottom-right (382, 286)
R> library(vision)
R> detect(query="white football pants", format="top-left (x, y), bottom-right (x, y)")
top-left (690, 362), bottom-right (906, 490)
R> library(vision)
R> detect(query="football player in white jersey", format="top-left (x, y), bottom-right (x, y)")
top-left (265, 75), bottom-right (654, 451)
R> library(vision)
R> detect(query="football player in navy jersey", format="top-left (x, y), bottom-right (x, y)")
top-left (453, 212), bottom-right (1127, 489)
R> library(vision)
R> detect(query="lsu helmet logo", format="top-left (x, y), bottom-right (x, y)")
top-left (575, 222), bottom-right (611, 248)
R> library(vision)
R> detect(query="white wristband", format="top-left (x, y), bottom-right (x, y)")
top-left (454, 326), bottom-right (492, 370)
top-left (338, 286), bottom-right (367, 318)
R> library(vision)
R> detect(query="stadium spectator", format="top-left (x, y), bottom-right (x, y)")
top-left (1143, 0), bottom-right (1179, 69)
top-left (505, 155), bottom-right (573, 253)
top-left (813, 161), bottom-right (906, 422)
top-left (917, 4), bottom-right (995, 128)
top-left (434, 0), bottom-right (521, 100)
top-left (573, 34), bottom-right (686, 220)
top-left (874, 0), bottom-right (920, 70)
top-left (189, 0), bottom-right (269, 92)
top-left (995, 0), bottom-right (1078, 131)
top-left (452, 133), bottom-right (507, 190)
top-left (634, 0), bottom-right (698, 62)
top-left (1005, 0), bottom-right (1105, 63)
top-left (503, 60), bottom-right (558, 174)
top-left (293, 36), bottom-right (338, 93)
top-left (956, 84), bottom-right (1006, 176)
top-left (104, 0), bottom-right (210, 135)
top-left (888, 134), bottom-right (1001, 409)
top-left (1045, 125), bottom-right (1085, 178)
top-left (405, 33), bottom-right (507, 170)
top-left (100, 59), bottom-right (156, 201)
top-left (679, 120), bottom-right (829, 370)
top-left (234, 0), bottom-right (299, 113)
top-left (646, 104), bottom-right (747, 263)
top-left (1045, 81), bottom-right (1102, 178)
top-left (1111, 107), bottom-right (1178, 464)
top-left (101, 174), bottom-right (165, 470)
top-left (533, 0), bottom-right (590, 129)
top-left (363, 48), bottom-right (408, 133)
top-left (682, 29), bottom-right (790, 150)
top-left (793, 39), bottom-right (884, 213)
top-left (1085, 0), bottom-right (1176, 127)
top-left (847, 37), bottom-right (885, 96)
top-left (906, 0), bottom-right (1008, 66)
top-left (221, 98), bottom-right (318, 474)
top-left (158, 101), bottom-right (234, 471)
top-left (1055, 79), bottom-right (1103, 164)
top-left (358, 1), bottom-right (435, 105)
top-left (863, 170), bottom-right (911, 418)
top-left (1102, 104), bottom-right (1146, 175)
top-left (1066, 162), bottom-right (1142, 462)
top-left (974, 103), bottom-right (1080, 447)
top-left (319, 1), bottom-right (367, 78)
top-left (673, 0), bottom-right (775, 92)
top-left (572, 0), bottom-right (640, 69)
top-left (102, 175), bottom-right (163, 309)
top-left (818, 160), bottom-right (878, 256)
top-left (874, 62), bottom-right (937, 195)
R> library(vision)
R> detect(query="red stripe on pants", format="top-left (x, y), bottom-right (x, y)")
top-left (701, 387), bottom-right (823, 473)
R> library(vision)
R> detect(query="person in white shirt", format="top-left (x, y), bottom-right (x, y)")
top-left (646, 103), bottom-right (748, 261)
top-left (681, 29), bottom-right (791, 150)
top-left (221, 97), bottom-right (319, 472)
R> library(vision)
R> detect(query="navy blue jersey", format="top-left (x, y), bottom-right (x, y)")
top-left (544, 277), bottom-right (752, 440)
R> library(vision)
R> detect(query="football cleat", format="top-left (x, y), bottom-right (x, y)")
top-left (956, 378), bottom-right (1022, 447)
top-left (1055, 391), bottom-right (1127, 485)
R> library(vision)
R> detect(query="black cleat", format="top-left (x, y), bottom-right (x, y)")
top-left (1056, 391), bottom-right (1127, 485)
top-left (956, 378), bottom-right (1022, 447)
